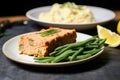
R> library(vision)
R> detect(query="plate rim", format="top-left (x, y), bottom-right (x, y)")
top-left (2, 32), bottom-right (104, 67)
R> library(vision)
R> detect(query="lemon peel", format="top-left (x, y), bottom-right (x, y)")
top-left (117, 21), bottom-right (120, 34)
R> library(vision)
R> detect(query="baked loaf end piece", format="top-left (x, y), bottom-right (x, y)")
top-left (18, 27), bottom-right (76, 57)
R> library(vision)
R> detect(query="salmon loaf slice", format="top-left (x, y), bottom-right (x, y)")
top-left (18, 28), bottom-right (76, 57)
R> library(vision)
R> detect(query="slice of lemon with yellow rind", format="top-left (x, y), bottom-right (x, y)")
top-left (97, 25), bottom-right (120, 47)
top-left (117, 21), bottom-right (120, 34)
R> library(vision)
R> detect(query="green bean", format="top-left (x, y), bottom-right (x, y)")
top-left (68, 49), bottom-right (101, 60)
top-left (85, 44), bottom-right (99, 49)
top-left (85, 37), bottom-right (98, 44)
top-left (99, 39), bottom-right (106, 45)
top-left (51, 49), bottom-right (75, 63)
top-left (54, 44), bottom-right (69, 51)
top-left (85, 40), bottom-right (97, 46)
top-left (35, 57), bottom-right (54, 63)
top-left (68, 48), bottom-right (102, 61)
top-left (92, 38), bottom-right (99, 44)
top-left (49, 44), bottom-right (70, 56)
top-left (72, 46), bottom-right (81, 50)
top-left (83, 48), bottom-right (102, 55)
top-left (75, 48), bottom-right (101, 60)
top-left (55, 36), bottom-right (96, 56)
top-left (34, 56), bottom-right (54, 60)
top-left (70, 47), bottom-right (84, 61)
top-left (85, 38), bottom-right (105, 49)
top-left (68, 54), bottom-right (91, 60)
top-left (49, 50), bottom-right (59, 56)
top-left (98, 39), bottom-right (106, 48)
top-left (33, 36), bottom-right (105, 63)
top-left (75, 54), bottom-right (92, 60)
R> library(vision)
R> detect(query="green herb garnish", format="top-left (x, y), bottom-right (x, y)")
top-left (38, 29), bottom-right (60, 37)
top-left (29, 38), bottom-right (34, 46)
top-left (19, 44), bottom-right (23, 49)
top-left (37, 49), bottom-right (42, 54)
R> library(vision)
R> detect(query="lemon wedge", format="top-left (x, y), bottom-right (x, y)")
top-left (97, 25), bottom-right (120, 47)
top-left (117, 21), bottom-right (120, 34)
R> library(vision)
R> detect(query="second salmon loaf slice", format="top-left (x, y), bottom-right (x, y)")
top-left (18, 27), bottom-right (77, 57)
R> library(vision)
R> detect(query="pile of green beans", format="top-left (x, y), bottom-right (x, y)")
top-left (33, 36), bottom-right (106, 63)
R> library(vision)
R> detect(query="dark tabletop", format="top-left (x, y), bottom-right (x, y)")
top-left (0, 20), bottom-right (120, 80)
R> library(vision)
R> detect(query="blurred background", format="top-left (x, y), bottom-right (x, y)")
top-left (0, 0), bottom-right (119, 16)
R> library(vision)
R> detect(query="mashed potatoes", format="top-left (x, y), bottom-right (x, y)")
top-left (39, 2), bottom-right (95, 24)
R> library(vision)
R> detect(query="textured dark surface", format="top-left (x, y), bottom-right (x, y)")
top-left (0, 20), bottom-right (120, 80)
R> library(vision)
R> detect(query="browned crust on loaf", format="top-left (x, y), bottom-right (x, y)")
top-left (18, 27), bottom-right (76, 57)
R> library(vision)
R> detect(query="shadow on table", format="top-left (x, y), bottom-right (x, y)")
top-left (10, 48), bottom-right (110, 74)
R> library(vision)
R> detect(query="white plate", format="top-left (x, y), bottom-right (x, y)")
top-left (2, 32), bottom-right (104, 67)
top-left (26, 5), bottom-right (115, 30)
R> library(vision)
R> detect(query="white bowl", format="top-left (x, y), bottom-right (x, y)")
top-left (26, 5), bottom-right (115, 31)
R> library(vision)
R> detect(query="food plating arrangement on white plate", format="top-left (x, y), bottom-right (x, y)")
top-left (2, 27), bottom-right (105, 67)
